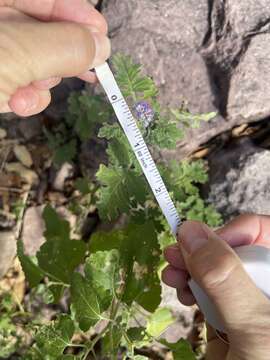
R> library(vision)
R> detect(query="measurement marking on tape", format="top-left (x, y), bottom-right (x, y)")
top-left (95, 62), bottom-right (181, 237)
top-left (111, 98), bottom-right (123, 105)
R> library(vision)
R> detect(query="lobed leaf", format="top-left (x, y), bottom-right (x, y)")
top-left (34, 315), bottom-right (75, 358)
top-left (147, 118), bottom-right (184, 149)
top-left (96, 165), bottom-right (147, 221)
top-left (37, 207), bottom-right (86, 290)
top-left (90, 222), bottom-right (162, 312)
top-left (171, 107), bottom-right (217, 129)
top-left (66, 93), bottom-right (112, 141)
top-left (71, 250), bottom-right (119, 331)
top-left (146, 308), bottom-right (174, 337)
top-left (112, 54), bottom-right (158, 100)
top-left (161, 339), bottom-right (196, 360)
top-left (17, 240), bottom-right (44, 288)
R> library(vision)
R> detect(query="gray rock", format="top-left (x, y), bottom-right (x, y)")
top-left (103, 0), bottom-right (213, 111)
top-left (0, 231), bottom-right (16, 279)
top-left (160, 284), bottom-right (195, 342)
top-left (52, 163), bottom-right (74, 191)
top-left (22, 206), bottom-right (45, 256)
top-left (103, 0), bottom-right (270, 156)
top-left (227, 0), bottom-right (270, 36)
top-left (207, 140), bottom-right (270, 221)
top-left (227, 34), bottom-right (270, 122)
top-left (103, 0), bottom-right (229, 158)
top-left (22, 206), bottom-right (78, 256)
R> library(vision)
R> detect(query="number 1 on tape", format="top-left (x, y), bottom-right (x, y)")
top-left (95, 62), bottom-right (181, 237)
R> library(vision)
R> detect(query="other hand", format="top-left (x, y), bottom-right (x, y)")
top-left (162, 215), bottom-right (270, 359)
top-left (0, 0), bottom-right (110, 117)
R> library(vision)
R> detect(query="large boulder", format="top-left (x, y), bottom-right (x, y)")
top-left (227, 34), bottom-right (270, 122)
top-left (102, 0), bottom-right (270, 156)
top-left (227, 0), bottom-right (270, 36)
top-left (102, 0), bottom-right (214, 112)
top-left (207, 140), bottom-right (270, 221)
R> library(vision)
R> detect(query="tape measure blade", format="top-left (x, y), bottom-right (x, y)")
top-left (95, 62), bottom-right (181, 236)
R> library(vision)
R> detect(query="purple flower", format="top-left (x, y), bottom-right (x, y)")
top-left (134, 101), bottom-right (155, 128)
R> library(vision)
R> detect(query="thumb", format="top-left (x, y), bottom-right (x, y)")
top-left (178, 221), bottom-right (270, 331)
top-left (0, 20), bottom-right (110, 103)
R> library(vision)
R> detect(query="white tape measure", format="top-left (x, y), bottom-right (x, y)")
top-left (95, 62), bottom-right (181, 236)
top-left (96, 62), bottom-right (270, 334)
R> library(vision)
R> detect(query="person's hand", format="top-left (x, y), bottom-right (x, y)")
top-left (162, 215), bottom-right (270, 359)
top-left (0, 0), bottom-right (110, 117)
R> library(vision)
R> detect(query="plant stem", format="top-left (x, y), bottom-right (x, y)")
top-left (109, 298), bottom-right (121, 360)
top-left (82, 300), bottom-right (120, 360)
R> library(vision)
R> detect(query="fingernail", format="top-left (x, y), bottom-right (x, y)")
top-left (87, 26), bottom-right (101, 33)
top-left (91, 32), bottom-right (111, 68)
top-left (179, 221), bottom-right (209, 254)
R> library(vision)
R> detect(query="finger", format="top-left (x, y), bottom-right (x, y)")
top-left (1, 0), bottom-right (108, 33)
top-left (179, 221), bottom-right (270, 332)
top-left (176, 288), bottom-right (196, 306)
top-left (9, 85), bottom-right (51, 116)
top-left (0, 102), bottom-right (11, 113)
top-left (164, 244), bottom-right (186, 269)
top-left (161, 265), bottom-right (188, 289)
top-left (32, 77), bottom-right (62, 90)
top-left (206, 338), bottom-right (228, 359)
top-left (217, 214), bottom-right (270, 248)
top-left (78, 70), bottom-right (98, 84)
top-left (206, 325), bottom-right (229, 359)
top-left (0, 21), bottom-right (111, 93)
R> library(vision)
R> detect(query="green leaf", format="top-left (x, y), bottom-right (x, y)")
top-left (148, 118), bottom-right (183, 149)
top-left (102, 325), bottom-right (122, 357)
top-left (89, 229), bottom-right (124, 253)
top-left (96, 165), bottom-right (129, 221)
top-left (96, 165), bottom-right (147, 221)
top-left (85, 250), bottom-right (120, 297)
top-left (121, 223), bottom-right (161, 311)
top-left (36, 206), bottom-right (87, 300)
top-left (66, 93), bottom-right (112, 141)
top-left (53, 139), bottom-right (77, 165)
top-left (161, 339), bottom-right (196, 360)
top-left (71, 272), bottom-right (109, 331)
top-left (107, 138), bottom-right (131, 167)
top-left (146, 308), bottom-right (174, 337)
top-left (98, 123), bottom-right (124, 140)
top-left (37, 238), bottom-right (86, 285)
top-left (75, 178), bottom-right (92, 195)
top-left (113, 54), bottom-right (158, 100)
top-left (90, 223), bottom-right (161, 311)
top-left (44, 124), bottom-right (77, 166)
top-left (71, 250), bottom-right (119, 331)
top-left (43, 205), bottom-right (70, 240)
top-left (126, 327), bottom-right (145, 342)
top-left (17, 239), bottom-right (44, 288)
top-left (136, 274), bottom-right (161, 312)
top-left (35, 315), bottom-right (75, 358)
top-left (172, 107), bottom-right (217, 129)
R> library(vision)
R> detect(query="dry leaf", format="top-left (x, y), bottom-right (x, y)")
top-left (13, 145), bottom-right (33, 168)
top-left (0, 128), bottom-right (7, 139)
top-left (5, 162), bottom-right (38, 184)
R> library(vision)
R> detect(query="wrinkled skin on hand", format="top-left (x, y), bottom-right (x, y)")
top-left (162, 215), bottom-right (270, 360)
top-left (0, 0), bottom-right (110, 116)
